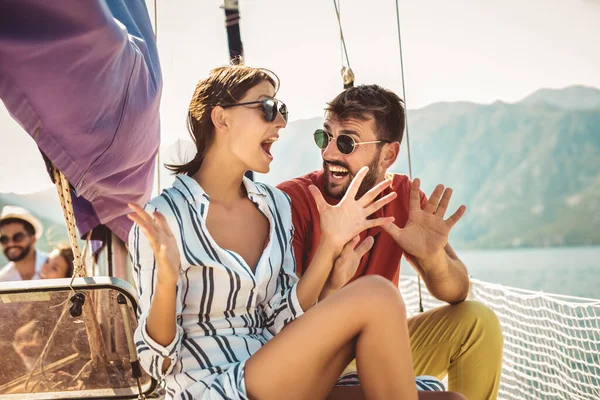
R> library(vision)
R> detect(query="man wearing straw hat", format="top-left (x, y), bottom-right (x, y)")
top-left (0, 205), bottom-right (48, 282)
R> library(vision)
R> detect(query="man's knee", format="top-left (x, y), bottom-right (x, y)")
top-left (459, 301), bottom-right (501, 329)
top-left (457, 300), bottom-right (503, 348)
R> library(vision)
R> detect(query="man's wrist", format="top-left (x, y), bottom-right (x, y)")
top-left (417, 249), bottom-right (449, 273)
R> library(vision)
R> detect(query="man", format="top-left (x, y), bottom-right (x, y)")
top-left (278, 84), bottom-right (503, 400)
top-left (0, 205), bottom-right (48, 282)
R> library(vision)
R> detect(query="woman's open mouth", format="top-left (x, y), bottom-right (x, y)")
top-left (261, 136), bottom-right (278, 158)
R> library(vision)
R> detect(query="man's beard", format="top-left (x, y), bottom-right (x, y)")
top-left (323, 154), bottom-right (381, 200)
top-left (4, 244), bottom-right (32, 262)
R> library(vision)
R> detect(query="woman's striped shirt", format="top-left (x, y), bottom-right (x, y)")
top-left (129, 174), bottom-right (303, 400)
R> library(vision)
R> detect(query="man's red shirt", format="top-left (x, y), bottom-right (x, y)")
top-left (277, 170), bottom-right (427, 286)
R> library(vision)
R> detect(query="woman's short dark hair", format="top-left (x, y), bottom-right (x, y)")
top-left (167, 65), bottom-right (279, 176)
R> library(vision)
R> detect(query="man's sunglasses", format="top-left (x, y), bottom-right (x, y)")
top-left (313, 129), bottom-right (390, 155)
top-left (221, 99), bottom-right (288, 123)
top-left (0, 232), bottom-right (29, 245)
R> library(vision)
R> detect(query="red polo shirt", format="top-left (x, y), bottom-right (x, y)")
top-left (277, 170), bottom-right (427, 286)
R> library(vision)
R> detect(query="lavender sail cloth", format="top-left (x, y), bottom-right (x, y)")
top-left (0, 0), bottom-right (162, 242)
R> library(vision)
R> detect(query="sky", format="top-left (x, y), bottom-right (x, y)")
top-left (1, 0), bottom-right (600, 193)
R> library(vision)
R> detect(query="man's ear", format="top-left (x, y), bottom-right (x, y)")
top-left (211, 106), bottom-right (228, 130)
top-left (381, 141), bottom-right (400, 170)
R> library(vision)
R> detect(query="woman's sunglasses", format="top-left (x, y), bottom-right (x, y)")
top-left (313, 129), bottom-right (390, 155)
top-left (0, 232), bottom-right (29, 245)
top-left (222, 99), bottom-right (288, 123)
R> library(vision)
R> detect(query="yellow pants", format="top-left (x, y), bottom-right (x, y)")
top-left (344, 301), bottom-right (503, 400)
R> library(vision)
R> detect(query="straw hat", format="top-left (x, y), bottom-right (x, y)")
top-left (0, 205), bottom-right (44, 239)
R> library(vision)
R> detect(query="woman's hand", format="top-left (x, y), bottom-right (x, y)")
top-left (127, 203), bottom-right (181, 286)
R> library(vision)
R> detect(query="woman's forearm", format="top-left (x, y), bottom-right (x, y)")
top-left (146, 281), bottom-right (178, 346)
top-left (296, 238), bottom-right (341, 311)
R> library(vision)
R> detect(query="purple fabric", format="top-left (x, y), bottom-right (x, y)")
top-left (0, 0), bottom-right (161, 242)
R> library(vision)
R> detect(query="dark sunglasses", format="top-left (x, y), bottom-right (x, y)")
top-left (313, 129), bottom-right (390, 155)
top-left (222, 99), bottom-right (288, 123)
top-left (0, 232), bottom-right (29, 245)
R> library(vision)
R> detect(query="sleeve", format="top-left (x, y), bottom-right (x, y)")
top-left (263, 191), bottom-right (305, 336)
top-left (420, 189), bottom-right (428, 210)
top-left (400, 176), bottom-right (428, 210)
top-left (277, 181), bottom-right (310, 276)
top-left (128, 204), bottom-right (184, 380)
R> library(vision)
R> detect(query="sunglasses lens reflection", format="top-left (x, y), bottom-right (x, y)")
top-left (313, 130), bottom-right (328, 149)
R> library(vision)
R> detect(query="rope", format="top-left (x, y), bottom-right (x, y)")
top-left (333, 0), bottom-right (354, 88)
top-left (400, 276), bottom-right (600, 399)
top-left (336, 0), bottom-right (344, 67)
top-left (49, 165), bottom-right (134, 395)
top-left (51, 167), bottom-right (85, 286)
top-left (333, 0), bottom-right (351, 68)
top-left (393, 0), bottom-right (421, 312)
top-left (23, 166), bottom-right (86, 390)
top-left (24, 302), bottom-right (71, 390)
top-left (394, 0), bottom-right (412, 180)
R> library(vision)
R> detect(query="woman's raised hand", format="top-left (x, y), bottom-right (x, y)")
top-left (127, 203), bottom-right (181, 286)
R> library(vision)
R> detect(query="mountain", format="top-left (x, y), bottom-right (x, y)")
top-left (2, 85), bottom-right (599, 251)
top-left (401, 99), bottom-right (600, 248)
top-left (261, 85), bottom-right (600, 249)
top-left (518, 85), bottom-right (600, 110)
top-left (0, 189), bottom-right (64, 224)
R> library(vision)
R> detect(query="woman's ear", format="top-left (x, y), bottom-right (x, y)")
top-left (381, 141), bottom-right (400, 169)
top-left (211, 106), bottom-right (228, 130)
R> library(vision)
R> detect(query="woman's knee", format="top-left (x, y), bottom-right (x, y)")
top-left (348, 275), bottom-right (406, 315)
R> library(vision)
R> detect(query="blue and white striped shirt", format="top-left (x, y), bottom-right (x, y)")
top-left (129, 175), bottom-right (304, 400)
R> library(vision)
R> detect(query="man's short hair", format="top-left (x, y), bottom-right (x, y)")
top-left (325, 84), bottom-right (405, 144)
top-left (0, 218), bottom-right (36, 236)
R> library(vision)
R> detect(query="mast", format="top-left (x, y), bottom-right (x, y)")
top-left (223, 0), bottom-right (244, 64)
top-left (222, 0), bottom-right (252, 180)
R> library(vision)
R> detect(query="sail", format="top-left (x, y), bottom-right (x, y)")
top-left (0, 0), bottom-right (161, 242)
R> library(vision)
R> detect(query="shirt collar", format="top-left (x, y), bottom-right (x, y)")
top-left (242, 176), bottom-right (266, 198)
top-left (172, 175), bottom-right (211, 205)
top-left (173, 174), bottom-right (266, 206)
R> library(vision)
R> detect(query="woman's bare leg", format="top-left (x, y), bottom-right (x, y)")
top-left (244, 275), bottom-right (418, 400)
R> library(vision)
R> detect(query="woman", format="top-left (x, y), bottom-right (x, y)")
top-left (39, 244), bottom-right (74, 279)
top-left (128, 65), bottom-right (465, 400)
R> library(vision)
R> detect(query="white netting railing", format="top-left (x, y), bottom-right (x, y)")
top-left (399, 276), bottom-right (600, 400)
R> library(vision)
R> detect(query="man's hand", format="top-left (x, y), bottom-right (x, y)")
top-left (382, 178), bottom-right (465, 264)
top-left (321, 235), bottom-right (375, 299)
top-left (309, 166), bottom-right (396, 253)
